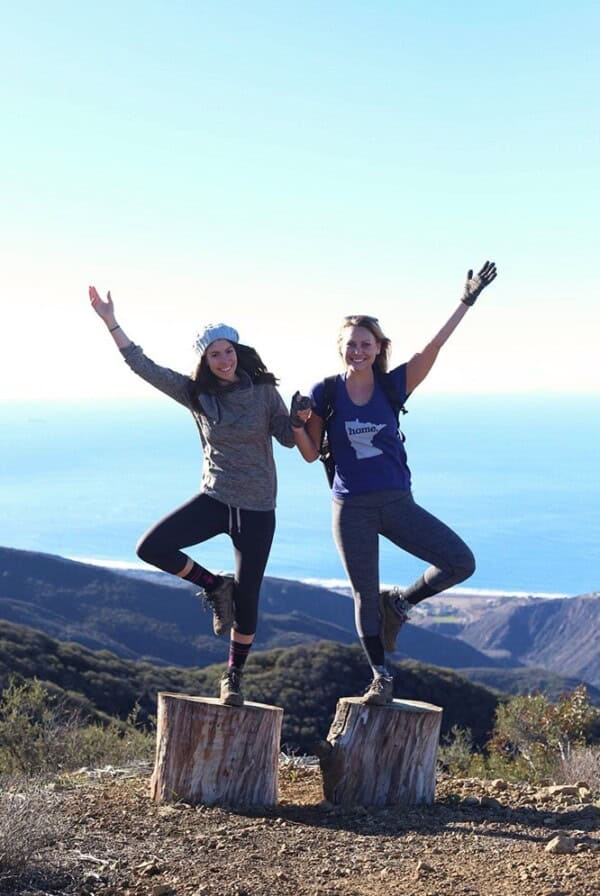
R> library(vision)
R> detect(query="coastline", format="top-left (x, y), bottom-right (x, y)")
top-left (69, 554), bottom-right (572, 601)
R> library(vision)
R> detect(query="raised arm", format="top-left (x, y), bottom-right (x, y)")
top-left (89, 286), bottom-right (132, 349)
top-left (406, 261), bottom-right (497, 394)
top-left (88, 284), bottom-right (192, 406)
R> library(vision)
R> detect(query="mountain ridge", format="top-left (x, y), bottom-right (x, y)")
top-left (1, 545), bottom-right (598, 696)
top-left (0, 545), bottom-right (506, 671)
top-left (459, 595), bottom-right (600, 687)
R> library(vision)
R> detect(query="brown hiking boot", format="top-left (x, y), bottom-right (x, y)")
top-left (380, 587), bottom-right (411, 653)
top-left (362, 674), bottom-right (394, 705)
top-left (220, 668), bottom-right (244, 707)
top-left (199, 575), bottom-right (235, 637)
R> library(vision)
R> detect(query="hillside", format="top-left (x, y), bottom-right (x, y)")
top-left (0, 619), bottom-right (500, 750)
top-left (460, 595), bottom-right (600, 687)
top-left (2, 545), bottom-right (599, 704)
top-left (457, 666), bottom-right (600, 704)
top-left (0, 545), bottom-right (505, 671)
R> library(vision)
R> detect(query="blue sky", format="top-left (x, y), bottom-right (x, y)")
top-left (2, 1), bottom-right (598, 399)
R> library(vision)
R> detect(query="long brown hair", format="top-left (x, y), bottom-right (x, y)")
top-left (188, 343), bottom-right (279, 409)
top-left (337, 315), bottom-right (391, 373)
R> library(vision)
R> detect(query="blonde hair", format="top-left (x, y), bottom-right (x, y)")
top-left (337, 315), bottom-right (391, 373)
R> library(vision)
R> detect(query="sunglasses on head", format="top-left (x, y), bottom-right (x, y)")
top-left (344, 315), bottom-right (379, 324)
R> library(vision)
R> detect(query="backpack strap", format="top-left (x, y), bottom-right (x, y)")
top-left (322, 375), bottom-right (338, 424)
top-left (318, 376), bottom-right (338, 488)
top-left (320, 375), bottom-right (338, 453)
top-left (373, 368), bottom-right (407, 420)
top-left (373, 368), bottom-right (408, 441)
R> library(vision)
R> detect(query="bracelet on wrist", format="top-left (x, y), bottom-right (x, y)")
top-left (109, 324), bottom-right (121, 332)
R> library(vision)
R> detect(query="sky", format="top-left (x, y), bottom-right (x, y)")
top-left (1, 0), bottom-right (599, 400)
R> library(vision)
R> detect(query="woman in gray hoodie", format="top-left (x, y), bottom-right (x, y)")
top-left (89, 285), bottom-right (296, 706)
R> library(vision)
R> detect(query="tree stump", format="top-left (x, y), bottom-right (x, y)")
top-left (150, 693), bottom-right (283, 808)
top-left (315, 697), bottom-right (442, 807)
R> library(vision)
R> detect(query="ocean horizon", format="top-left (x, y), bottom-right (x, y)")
top-left (2, 394), bottom-right (599, 598)
top-left (67, 554), bottom-right (571, 600)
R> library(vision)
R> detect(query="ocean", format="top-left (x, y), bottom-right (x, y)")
top-left (1, 395), bottom-right (599, 597)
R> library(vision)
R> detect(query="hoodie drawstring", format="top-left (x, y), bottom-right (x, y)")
top-left (228, 505), bottom-right (242, 535)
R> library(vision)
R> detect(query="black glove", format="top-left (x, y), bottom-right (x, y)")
top-left (290, 391), bottom-right (312, 428)
top-left (461, 261), bottom-right (497, 306)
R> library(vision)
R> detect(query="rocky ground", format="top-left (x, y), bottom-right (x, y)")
top-left (4, 763), bottom-right (599, 896)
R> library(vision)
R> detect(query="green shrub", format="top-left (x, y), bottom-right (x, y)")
top-left (437, 725), bottom-right (475, 776)
top-left (74, 706), bottom-right (155, 768)
top-left (484, 686), bottom-right (599, 783)
top-left (0, 678), bottom-right (154, 777)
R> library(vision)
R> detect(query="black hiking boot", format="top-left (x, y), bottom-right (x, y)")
top-left (220, 668), bottom-right (244, 707)
top-left (198, 575), bottom-right (235, 637)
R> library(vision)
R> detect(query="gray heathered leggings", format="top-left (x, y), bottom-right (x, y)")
top-left (332, 489), bottom-right (475, 639)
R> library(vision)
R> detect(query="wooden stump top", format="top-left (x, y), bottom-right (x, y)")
top-left (157, 692), bottom-right (283, 714)
top-left (338, 697), bottom-right (442, 713)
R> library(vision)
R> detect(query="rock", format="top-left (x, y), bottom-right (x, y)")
top-left (415, 860), bottom-right (434, 877)
top-left (490, 779), bottom-right (509, 791)
top-left (545, 785), bottom-right (579, 798)
top-left (157, 805), bottom-right (179, 818)
top-left (545, 834), bottom-right (576, 854)
top-left (137, 859), bottom-right (163, 876)
top-left (151, 885), bottom-right (172, 896)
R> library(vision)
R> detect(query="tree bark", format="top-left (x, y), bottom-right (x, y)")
top-left (150, 693), bottom-right (283, 808)
top-left (316, 697), bottom-right (442, 807)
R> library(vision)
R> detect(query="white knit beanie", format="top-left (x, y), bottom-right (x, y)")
top-left (193, 323), bottom-right (240, 356)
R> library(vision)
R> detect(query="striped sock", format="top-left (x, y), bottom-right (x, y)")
top-left (181, 561), bottom-right (220, 590)
top-left (228, 639), bottom-right (252, 670)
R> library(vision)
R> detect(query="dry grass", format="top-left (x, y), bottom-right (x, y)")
top-left (559, 746), bottom-right (600, 793)
top-left (0, 777), bottom-right (70, 885)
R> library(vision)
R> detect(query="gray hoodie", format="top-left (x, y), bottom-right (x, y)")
top-left (121, 344), bottom-right (295, 512)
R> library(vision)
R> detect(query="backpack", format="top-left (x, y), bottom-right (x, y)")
top-left (319, 370), bottom-right (407, 488)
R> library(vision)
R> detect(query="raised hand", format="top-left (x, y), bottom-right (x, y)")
top-left (290, 391), bottom-right (313, 428)
top-left (461, 261), bottom-right (497, 306)
top-left (89, 285), bottom-right (115, 323)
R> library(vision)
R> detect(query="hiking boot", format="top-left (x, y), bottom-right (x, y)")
top-left (380, 587), bottom-right (411, 653)
top-left (362, 674), bottom-right (394, 706)
top-left (220, 668), bottom-right (244, 707)
top-left (199, 575), bottom-right (235, 637)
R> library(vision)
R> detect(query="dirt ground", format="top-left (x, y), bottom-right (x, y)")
top-left (6, 763), bottom-right (599, 896)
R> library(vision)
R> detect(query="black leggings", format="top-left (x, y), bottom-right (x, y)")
top-left (136, 493), bottom-right (276, 636)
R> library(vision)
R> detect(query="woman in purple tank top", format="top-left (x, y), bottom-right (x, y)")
top-left (291, 262), bottom-right (498, 705)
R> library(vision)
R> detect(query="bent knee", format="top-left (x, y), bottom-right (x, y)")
top-left (456, 548), bottom-right (476, 582)
top-left (136, 534), bottom-right (154, 564)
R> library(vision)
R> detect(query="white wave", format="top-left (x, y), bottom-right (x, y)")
top-left (68, 556), bottom-right (573, 599)
top-left (299, 577), bottom-right (571, 600)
